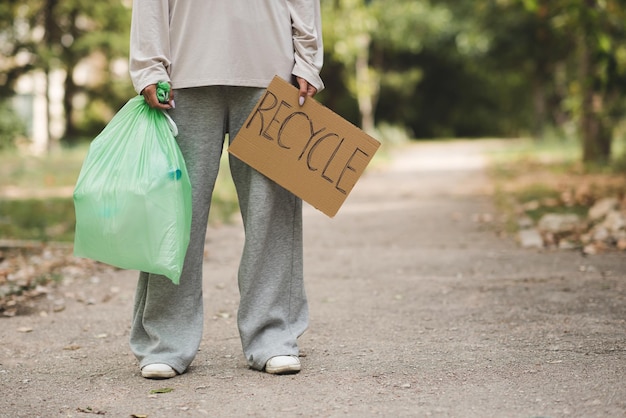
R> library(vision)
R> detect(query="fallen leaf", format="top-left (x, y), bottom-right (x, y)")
top-left (150, 387), bottom-right (174, 394)
top-left (63, 344), bottom-right (81, 351)
top-left (76, 406), bottom-right (106, 415)
top-left (17, 327), bottom-right (33, 333)
top-left (130, 415), bottom-right (148, 418)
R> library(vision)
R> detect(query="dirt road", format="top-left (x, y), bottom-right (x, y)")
top-left (1, 140), bottom-right (625, 417)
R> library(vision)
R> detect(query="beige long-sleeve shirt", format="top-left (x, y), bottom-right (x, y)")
top-left (129, 0), bottom-right (324, 95)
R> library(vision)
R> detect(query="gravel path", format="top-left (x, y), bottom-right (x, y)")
top-left (1, 140), bottom-right (624, 417)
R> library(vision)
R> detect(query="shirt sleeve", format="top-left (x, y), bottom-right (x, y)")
top-left (129, 0), bottom-right (172, 94)
top-left (287, 0), bottom-right (325, 92)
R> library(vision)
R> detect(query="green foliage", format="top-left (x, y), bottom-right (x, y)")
top-left (0, 0), bottom-right (133, 143)
top-left (372, 0), bottom-right (454, 53)
top-left (74, 98), bottom-right (116, 138)
top-left (0, 198), bottom-right (75, 242)
top-left (0, 100), bottom-right (26, 150)
top-left (0, 145), bottom-right (240, 242)
top-left (319, 0), bottom-right (626, 163)
top-left (511, 0), bottom-right (626, 163)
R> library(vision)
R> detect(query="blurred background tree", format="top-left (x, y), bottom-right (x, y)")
top-left (320, 0), bottom-right (626, 165)
top-left (0, 0), bottom-right (624, 164)
top-left (559, 0), bottom-right (626, 164)
top-left (0, 0), bottom-right (132, 146)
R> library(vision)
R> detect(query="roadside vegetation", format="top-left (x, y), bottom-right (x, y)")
top-left (0, 144), bottom-right (240, 244)
top-left (489, 133), bottom-right (626, 252)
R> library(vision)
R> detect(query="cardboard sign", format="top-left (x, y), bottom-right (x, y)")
top-left (228, 76), bottom-right (381, 217)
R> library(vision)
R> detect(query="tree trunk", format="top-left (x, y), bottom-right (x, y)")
top-left (579, 35), bottom-right (611, 164)
top-left (61, 9), bottom-right (82, 145)
top-left (355, 34), bottom-right (378, 135)
top-left (63, 69), bottom-right (79, 144)
top-left (45, 68), bottom-right (53, 152)
top-left (531, 78), bottom-right (547, 140)
top-left (40, 0), bottom-right (59, 154)
top-left (579, 0), bottom-right (612, 164)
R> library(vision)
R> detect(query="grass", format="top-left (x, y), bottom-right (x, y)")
top-left (0, 198), bottom-right (76, 242)
top-left (0, 146), bottom-right (84, 242)
top-left (0, 143), bottom-right (240, 243)
top-left (0, 146), bottom-right (86, 191)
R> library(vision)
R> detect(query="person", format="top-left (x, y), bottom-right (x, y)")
top-left (128, 1), bottom-right (324, 379)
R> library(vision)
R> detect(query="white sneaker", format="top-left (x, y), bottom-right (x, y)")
top-left (264, 355), bottom-right (301, 374)
top-left (141, 363), bottom-right (177, 379)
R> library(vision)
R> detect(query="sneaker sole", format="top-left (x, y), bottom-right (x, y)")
top-left (265, 364), bottom-right (301, 375)
top-left (141, 370), bottom-right (177, 379)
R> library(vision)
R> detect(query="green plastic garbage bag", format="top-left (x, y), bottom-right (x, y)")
top-left (73, 92), bottom-right (191, 284)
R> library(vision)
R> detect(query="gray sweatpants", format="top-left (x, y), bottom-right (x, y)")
top-left (130, 86), bottom-right (308, 373)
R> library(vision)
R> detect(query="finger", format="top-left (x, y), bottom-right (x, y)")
top-left (169, 89), bottom-right (175, 108)
top-left (150, 99), bottom-right (171, 110)
top-left (296, 77), bottom-right (308, 106)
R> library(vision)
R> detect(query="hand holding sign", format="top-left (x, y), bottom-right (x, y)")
top-left (296, 76), bottom-right (318, 106)
top-left (229, 76), bottom-right (380, 217)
